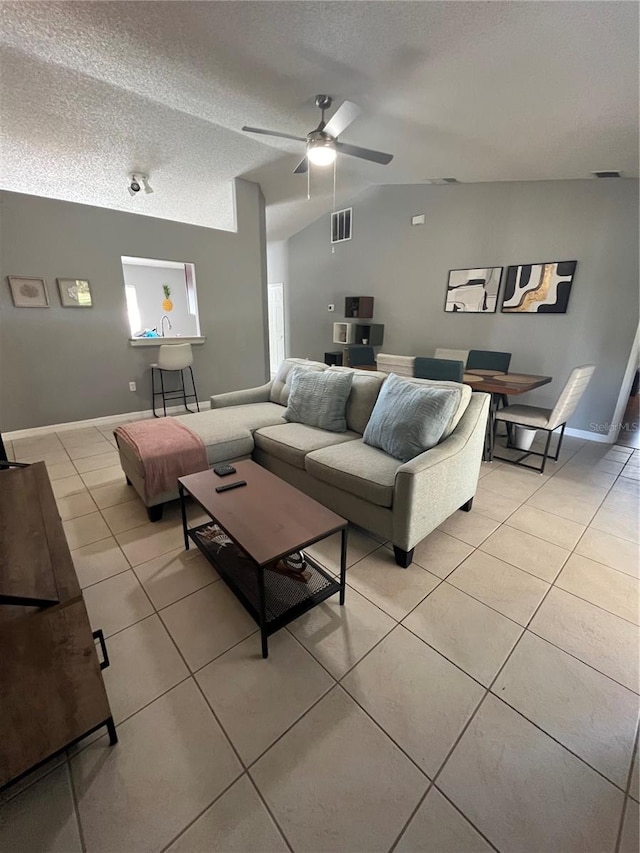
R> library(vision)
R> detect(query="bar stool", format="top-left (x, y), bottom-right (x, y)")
top-left (150, 344), bottom-right (200, 417)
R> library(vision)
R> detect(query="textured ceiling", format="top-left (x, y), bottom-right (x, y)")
top-left (1, 1), bottom-right (638, 240)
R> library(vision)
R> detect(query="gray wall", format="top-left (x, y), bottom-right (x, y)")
top-left (121, 263), bottom-right (198, 337)
top-left (0, 179), bottom-right (268, 431)
top-left (286, 179), bottom-right (639, 434)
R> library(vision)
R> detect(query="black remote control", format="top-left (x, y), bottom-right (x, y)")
top-left (213, 464), bottom-right (236, 477)
top-left (215, 480), bottom-right (247, 493)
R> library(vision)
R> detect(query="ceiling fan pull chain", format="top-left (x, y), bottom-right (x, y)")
top-left (331, 157), bottom-right (337, 253)
top-left (307, 164), bottom-right (310, 201)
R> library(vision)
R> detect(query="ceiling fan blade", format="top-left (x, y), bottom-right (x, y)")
top-left (293, 157), bottom-right (308, 174)
top-left (323, 100), bottom-right (361, 138)
top-left (241, 126), bottom-right (307, 143)
top-left (335, 141), bottom-right (394, 165)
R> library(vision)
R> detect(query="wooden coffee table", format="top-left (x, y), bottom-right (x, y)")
top-left (178, 460), bottom-right (348, 658)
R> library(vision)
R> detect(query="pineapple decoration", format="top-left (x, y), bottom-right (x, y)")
top-left (162, 284), bottom-right (173, 312)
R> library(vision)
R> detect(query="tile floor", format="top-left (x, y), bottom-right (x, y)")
top-left (1, 425), bottom-right (639, 853)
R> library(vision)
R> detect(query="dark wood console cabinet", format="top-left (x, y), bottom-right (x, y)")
top-left (0, 461), bottom-right (116, 789)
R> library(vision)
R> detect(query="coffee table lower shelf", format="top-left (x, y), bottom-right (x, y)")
top-left (187, 523), bottom-right (345, 657)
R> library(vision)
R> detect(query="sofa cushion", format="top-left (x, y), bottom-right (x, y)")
top-left (363, 373), bottom-right (462, 462)
top-left (305, 439), bottom-right (401, 508)
top-left (285, 368), bottom-right (353, 432)
top-left (254, 423), bottom-right (360, 469)
top-left (269, 358), bottom-right (327, 406)
top-left (400, 376), bottom-right (471, 438)
top-left (175, 403), bottom-right (285, 464)
top-left (328, 367), bottom-right (387, 434)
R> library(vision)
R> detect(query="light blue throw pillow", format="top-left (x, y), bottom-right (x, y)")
top-left (363, 373), bottom-right (462, 461)
top-left (285, 368), bottom-right (354, 432)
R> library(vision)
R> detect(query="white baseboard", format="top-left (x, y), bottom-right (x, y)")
top-left (4, 401), bottom-right (211, 441)
top-left (565, 427), bottom-right (612, 444)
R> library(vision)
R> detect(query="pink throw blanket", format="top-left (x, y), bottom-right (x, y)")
top-left (115, 419), bottom-right (208, 499)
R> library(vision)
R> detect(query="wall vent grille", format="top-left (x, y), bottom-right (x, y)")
top-left (331, 207), bottom-right (352, 243)
top-left (592, 170), bottom-right (622, 178)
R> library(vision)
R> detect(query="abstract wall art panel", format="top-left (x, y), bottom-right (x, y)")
top-left (501, 261), bottom-right (577, 313)
top-left (445, 267), bottom-right (503, 313)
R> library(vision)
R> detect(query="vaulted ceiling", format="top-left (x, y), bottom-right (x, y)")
top-left (1, 2), bottom-right (638, 240)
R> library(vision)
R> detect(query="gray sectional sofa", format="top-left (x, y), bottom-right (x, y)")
top-left (116, 358), bottom-right (489, 567)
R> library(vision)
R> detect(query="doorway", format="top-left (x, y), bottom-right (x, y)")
top-left (267, 283), bottom-right (286, 378)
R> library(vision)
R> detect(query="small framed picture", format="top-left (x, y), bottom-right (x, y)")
top-left (57, 278), bottom-right (93, 307)
top-left (7, 276), bottom-right (50, 308)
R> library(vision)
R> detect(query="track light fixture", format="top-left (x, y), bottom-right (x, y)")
top-left (128, 173), bottom-right (153, 197)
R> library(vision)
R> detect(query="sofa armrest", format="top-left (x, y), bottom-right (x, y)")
top-left (210, 383), bottom-right (272, 409)
top-left (391, 393), bottom-right (490, 550)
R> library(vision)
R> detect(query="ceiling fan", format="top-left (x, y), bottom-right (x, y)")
top-left (241, 95), bottom-right (393, 173)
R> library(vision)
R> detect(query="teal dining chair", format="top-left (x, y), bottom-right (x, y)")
top-left (466, 350), bottom-right (512, 373)
top-left (414, 357), bottom-right (464, 382)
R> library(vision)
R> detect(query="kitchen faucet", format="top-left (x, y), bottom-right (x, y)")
top-left (160, 315), bottom-right (172, 337)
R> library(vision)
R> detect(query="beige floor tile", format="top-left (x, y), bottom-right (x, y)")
top-left (67, 440), bottom-right (115, 461)
top-left (116, 517), bottom-right (184, 565)
top-left (71, 680), bottom-right (242, 853)
top-left (556, 553), bottom-right (640, 624)
top-left (478, 467), bottom-right (547, 503)
top-left (619, 799), bottom-right (640, 853)
top-left (15, 449), bottom-right (72, 465)
top-left (615, 477), bottom-right (640, 497)
top-left (347, 547), bottom-right (440, 621)
top-left (554, 465), bottom-right (619, 489)
top-left (62, 511), bottom-right (111, 550)
top-left (404, 582), bottom-right (523, 687)
top-left (0, 755), bottom-right (67, 806)
top-left (73, 450), bottom-right (120, 474)
top-left (72, 536), bottom-right (130, 588)
top-left (46, 460), bottom-right (77, 480)
top-left (251, 686), bottom-right (428, 853)
top-left (590, 504), bottom-right (640, 544)
top-left (134, 546), bottom-right (219, 610)
top-left (304, 527), bottom-right (382, 573)
top-left (288, 586), bottom-right (395, 679)
top-left (51, 474), bottom-right (85, 499)
top-left (494, 632), bottom-right (638, 787)
top-left (480, 525), bottom-right (569, 582)
top-left (102, 614), bottom-right (189, 723)
top-left (90, 480), bottom-right (138, 509)
top-left (197, 631), bottom-right (334, 765)
top-left (505, 504), bottom-right (585, 550)
top-left (83, 569), bottom-right (153, 637)
top-left (437, 511), bottom-right (500, 547)
top-left (343, 626), bottom-right (483, 777)
top-left (58, 427), bottom-right (104, 445)
top-left (530, 588), bottom-right (640, 692)
top-left (0, 765), bottom-right (81, 853)
top-left (526, 486), bottom-right (603, 524)
top-left (438, 694), bottom-right (623, 853)
top-left (160, 581), bottom-right (256, 671)
top-left (411, 530), bottom-right (474, 579)
top-left (101, 498), bottom-right (150, 534)
top-left (56, 490), bottom-right (97, 521)
top-left (396, 787), bottom-right (493, 853)
top-left (166, 775), bottom-right (289, 853)
top-left (80, 464), bottom-right (126, 489)
top-left (472, 487), bottom-right (522, 523)
top-left (574, 527), bottom-right (640, 578)
top-left (448, 551), bottom-right (549, 626)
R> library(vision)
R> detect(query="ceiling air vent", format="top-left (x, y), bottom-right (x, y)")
top-left (592, 170), bottom-right (622, 178)
top-left (424, 177), bottom-right (459, 185)
top-left (331, 207), bottom-right (352, 243)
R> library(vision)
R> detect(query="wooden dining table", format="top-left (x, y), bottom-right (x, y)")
top-left (462, 369), bottom-right (553, 460)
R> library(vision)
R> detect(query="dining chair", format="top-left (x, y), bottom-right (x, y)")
top-left (414, 356), bottom-right (464, 382)
top-left (151, 343), bottom-right (200, 417)
top-left (375, 353), bottom-right (415, 376)
top-left (466, 350), bottom-right (511, 373)
top-left (434, 347), bottom-right (469, 365)
top-left (344, 345), bottom-right (376, 367)
top-left (493, 365), bottom-right (595, 473)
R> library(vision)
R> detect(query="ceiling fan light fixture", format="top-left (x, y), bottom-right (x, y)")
top-left (307, 137), bottom-right (336, 167)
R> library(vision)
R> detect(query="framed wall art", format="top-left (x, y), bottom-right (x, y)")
top-left (501, 261), bottom-right (577, 314)
top-left (445, 267), bottom-right (503, 313)
top-left (7, 276), bottom-right (50, 308)
top-left (57, 278), bottom-right (93, 307)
